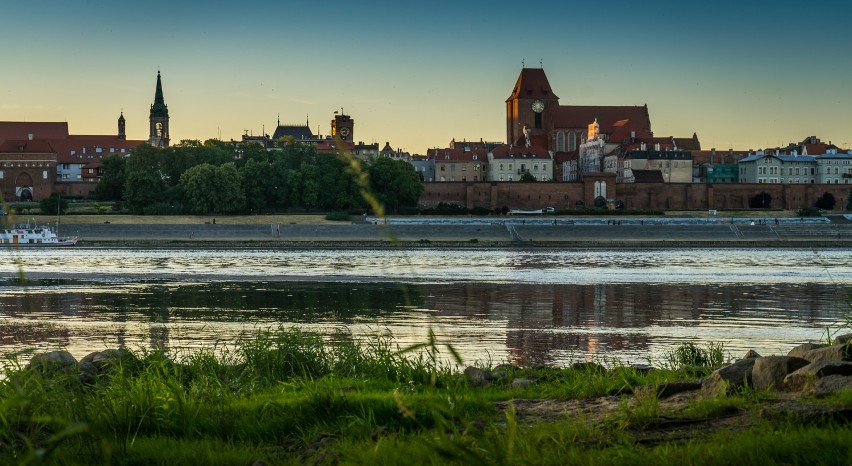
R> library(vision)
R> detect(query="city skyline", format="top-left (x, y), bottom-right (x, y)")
top-left (2, 0), bottom-right (851, 153)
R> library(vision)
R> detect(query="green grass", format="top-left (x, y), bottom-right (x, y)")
top-left (1, 328), bottom-right (849, 465)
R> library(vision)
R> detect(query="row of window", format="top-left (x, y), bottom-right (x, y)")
top-left (757, 178), bottom-right (849, 184)
top-left (752, 166), bottom-right (849, 175)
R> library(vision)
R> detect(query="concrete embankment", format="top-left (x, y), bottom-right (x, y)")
top-left (61, 222), bottom-right (852, 246)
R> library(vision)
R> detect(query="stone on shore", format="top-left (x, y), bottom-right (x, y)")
top-left (571, 362), bottom-right (606, 373)
top-left (832, 333), bottom-right (852, 346)
top-left (742, 350), bottom-right (761, 359)
top-left (783, 360), bottom-right (852, 392)
top-left (511, 378), bottom-right (533, 389)
top-left (27, 351), bottom-right (77, 374)
top-left (751, 356), bottom-right (810, 392)
top-left (464, 366), bottom-right (491, 387)
top-left (80, 348), bottom-right (136, 376)
top-left (702, 358), bottom-right (757, 397)
top-left (802, 344), bottom-right (852, 363)
top-left (813, 375), bottom-right (852, 397)
top-left (787, 343), bottom-right (828, 360)
top-left (636, 380), bottom-right (702, 399)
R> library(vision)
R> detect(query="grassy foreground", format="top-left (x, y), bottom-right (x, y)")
top-left (1, 328), bottom-right (850, 465)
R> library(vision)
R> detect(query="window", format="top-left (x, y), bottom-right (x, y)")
top-left (462, 165), bottom-right (466, 171)
top-left (568, 132), bottom-right (576, 151)
top-left (556, 132), bottom-right (565, 152)
top-left (500, 164), bottom-right (504, 170)
top-left (499, 175), bottom-right (504, 181)
top-left (450, 165), bottom-right (456, 172)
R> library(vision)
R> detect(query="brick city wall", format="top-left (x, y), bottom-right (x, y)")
top-left (420, 181), bottom-right (851, 211)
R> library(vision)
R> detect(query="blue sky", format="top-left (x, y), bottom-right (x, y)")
top-left (2, 0), bottom-right (851, 152)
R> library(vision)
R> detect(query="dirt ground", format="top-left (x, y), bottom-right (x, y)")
top-left (496, 391), bottom-right (852, 445)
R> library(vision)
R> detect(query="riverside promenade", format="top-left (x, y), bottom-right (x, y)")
top-left (60, 216), bottom-right (852, 246)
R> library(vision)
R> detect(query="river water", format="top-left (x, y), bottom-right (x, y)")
top-left (0, 247), bottom-right (850, 367)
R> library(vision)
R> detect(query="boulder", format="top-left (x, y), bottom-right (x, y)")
top-left (629, 363), bottom-right (654, 374)
top-left (27, 351), bottom-right (77, 374)
top-left (463, 366), bottom-right (490, 387)
top-left (701, 358), bottom-right (757, 397)
top-left (833, 333), bottom-right (852, 346)
top-left (751, 356), bottom-right (810, 392)
top-left (803, 344), bottom-right (852, 363)
top-left (511, 378), bottom-right (533, 389)
top-left (77, 360), bottom-right (98, 385)
top-left (784, 360), bottom-right (852, 392)
top-left (788, 343), bottom-right (828, 360)
top-left (813, 375), bottom-right (852, 397)
top-left (80, 348), bottom-right (136, 375)
top-left (743, 350), bottom-right (761, 359)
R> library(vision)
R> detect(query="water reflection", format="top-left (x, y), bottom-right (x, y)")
top-left (0, 279), bottom-right (847, 366)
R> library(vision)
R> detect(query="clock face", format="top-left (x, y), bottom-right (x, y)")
top-left (339, 127), bottom-right (351, 137)
top-left (532, 100), bottom-right (545, 113)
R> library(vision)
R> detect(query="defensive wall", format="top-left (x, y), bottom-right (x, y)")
top-left (419, 178), bottom-right (851, 211)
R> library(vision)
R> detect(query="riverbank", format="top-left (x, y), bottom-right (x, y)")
top-left (6, 328), bottom-right (851, 465)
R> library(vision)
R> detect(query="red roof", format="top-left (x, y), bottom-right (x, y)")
top-left (506, 68), bottom-right (560, 102)
top-left (803, 143), bottom-right (829, 155)
top-left (0, 122), bottom-right (69, 143)
top-left (489, 144), bottom-right (551, 159)
top-left (0, 139), bottom-right (56, 153)
top-left (428, 148), bottom-right (487, 162)
top-left (553, 105), bottom-right (651, 132)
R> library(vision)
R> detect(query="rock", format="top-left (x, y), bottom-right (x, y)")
top-left (77, 360), bottom-right (98, 385)
top-left (742, 350), bottom-right (761, 359)
top-left (788, 343), bottom-right (828, 360)
top-left (463, 366), bottom-right (490, 387)
top-left (751, 356), bottom-right (810, 392)
top-left (803, 344), bottom-right (852, 363)
top-left (813, 375), bottom-right (852, 397)
top-left (701, 358), bottom-right (757, 397)
top-left (833, 333), bottom-right (852, 346)
top-left (571, 362), bottom-right (605, 373)
top-left (511, 378), bottom-right (533, 389)
top-left (636, 380), bottom-right (702, 399)
top-left (784, 360), bottom-right (852, 392)
top-left (27, 351), bottom-right (77, 374)
top-left (80, 348), bottom-right (136, 375)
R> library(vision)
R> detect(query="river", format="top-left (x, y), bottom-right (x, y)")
top-left (1, 246), bottom-right (850, 367)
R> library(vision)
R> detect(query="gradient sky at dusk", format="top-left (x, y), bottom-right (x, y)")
top-left (2, 0), bottom-right (851, 153)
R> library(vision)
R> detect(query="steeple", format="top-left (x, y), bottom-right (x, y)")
top-left (148, 71), bottom-right (170, 148)
top-left (117, 111), bottom-right (126, 140)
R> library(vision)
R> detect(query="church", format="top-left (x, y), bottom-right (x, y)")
top-left (0, 72), bottom-right (167, 201)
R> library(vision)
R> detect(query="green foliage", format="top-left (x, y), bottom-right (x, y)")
top-left (798, 207), bottom-right (823, 217)
top-left (661, 342), bottom-right (727, 370)
top-left (94, 155), bottom-right (127, 201)
top-left (519, 171), bottom-right (537, 182)
top-left (325, 211), bottom-right (350, 221)
top-left (367, 157), bottom-right (424, 213)
top-left (815, 192), bottom-right (836, 210)
top-left (123, 170), bottom-right (165, 214)
top-left (181, 163), bottom-right (245, 214)
top-left (38, 194), bottom-right (68, 215)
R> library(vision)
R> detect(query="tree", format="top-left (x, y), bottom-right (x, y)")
top-left (240, 158), bottom-right (274, 213)
top-left (94, 155), bottom-right (127, 201)
top-left (815, 192), bottom-right (836, 210)
top-left (181, 163), bottom-right (245, 214)
top-left (749, 192), bottom-right (772, 209)
top-left (520, 171), bottom-right (537, 182)
top-left (39, 194), bottom-right (68, 215)
top-left (123, 170), bottom-right (165, 214)
top-left (367, 157), bottom-right (424, 213)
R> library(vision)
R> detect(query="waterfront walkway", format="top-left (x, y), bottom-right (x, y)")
top-left (61, 219), bottom-right (852, 245)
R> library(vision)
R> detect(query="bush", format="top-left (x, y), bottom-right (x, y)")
top-left (38, 194), bottom-right (68, 215)
top-left (798, 207), bottom-right (822, 217)
top-left (325, 211), bottom-right (350, 221)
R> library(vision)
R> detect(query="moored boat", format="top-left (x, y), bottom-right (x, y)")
top-left (0, 225), bottom-right (78, 246)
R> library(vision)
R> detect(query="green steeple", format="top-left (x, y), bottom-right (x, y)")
top-left (150, 71), bottom-right (169, 118)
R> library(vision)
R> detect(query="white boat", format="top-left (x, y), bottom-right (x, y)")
top-left (0, 225), bottom-right (78, 246)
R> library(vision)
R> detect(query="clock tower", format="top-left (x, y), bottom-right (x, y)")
top-left (331, 112), bottom-right (354, 143)
top-left (148, 71), bottom-right (170, 148)
top-left (505, 67), bottom-right (559, 148)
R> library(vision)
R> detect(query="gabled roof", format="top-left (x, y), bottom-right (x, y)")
top-left (0, 122), bottom-right (69, 143)
top-left (506, 68), bottom-right (559, 102)
top-left (0, 139), bottom-right (56, 153)
top-left (489, 144), bottom-right (552, 160)
top-left (272, 125), bottom-right (315, 141)
top-left (428, 148), bottom-right (487, 162)
top-left (553, 105), bottom-right (651, 132)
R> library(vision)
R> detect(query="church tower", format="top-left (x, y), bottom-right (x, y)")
top-left (148, 71), bottom-right (170, 148)
top-left (117, 112), bottom-right (126, 140)
top-left (505, 67), bottom-right (559, 148)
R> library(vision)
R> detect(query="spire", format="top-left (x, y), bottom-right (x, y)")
top-left (150, 71), bottom-right (169, 118)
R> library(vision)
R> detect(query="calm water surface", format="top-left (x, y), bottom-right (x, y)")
top-left (0, 247), bottom-right (849, 367)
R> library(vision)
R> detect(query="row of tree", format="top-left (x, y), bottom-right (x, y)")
top-left (95, 139), bottom-right (424, 215)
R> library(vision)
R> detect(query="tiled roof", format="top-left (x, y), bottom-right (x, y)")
top-left (506, 68), bottom-right (559, 101)
top-left (738, 153), bottom-right (816, 163)
top-left (272, 125), bottom-right (314, 141)
top-left (489, 145), bottom-right (551, 159)
top-left (428, 148), bottom-right (487, 162)
top-left (0, 139), bottom-right (56, 153)
top-left (553, 105), bottom-right (651, 132)
top-left (0, 122), bottom-right (69, 143)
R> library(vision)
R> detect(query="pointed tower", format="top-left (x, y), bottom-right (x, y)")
top-left (505, 67), bottom-right (559, 147)
top-left (117, 112), bottom-right (126, 140)
top-left (148, 71), bottom-right (170, 148)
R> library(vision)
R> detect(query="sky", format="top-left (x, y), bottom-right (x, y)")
top-left (2, 0), bottom-right (851, 153)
